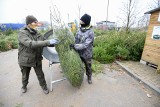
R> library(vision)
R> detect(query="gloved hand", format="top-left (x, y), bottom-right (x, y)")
top-left (70, 44), bottom-right (75, 50)
top-left (49, 39), bottom-right (59, 45)
top-left (74, 44), bottom-right (83, 50)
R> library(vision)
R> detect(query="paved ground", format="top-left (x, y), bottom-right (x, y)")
top-left (116, 61), bottom-right (160, 94)
top-left (0, 49), bottom-right (160, 107)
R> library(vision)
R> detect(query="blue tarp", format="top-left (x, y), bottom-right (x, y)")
top-left (0, 23), bottom-right (25, 31)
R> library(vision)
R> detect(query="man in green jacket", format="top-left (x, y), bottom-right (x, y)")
top-left (18, 15), bottom-right (58, 94)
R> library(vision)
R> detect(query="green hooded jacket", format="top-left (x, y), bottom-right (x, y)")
top-left (18, 26), bottom-right (50, 67)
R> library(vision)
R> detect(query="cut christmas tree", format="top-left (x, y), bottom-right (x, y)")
top-left (44, 5), bottom-right (85, 87)
top-left (54, 28), bottom-right (85, 87)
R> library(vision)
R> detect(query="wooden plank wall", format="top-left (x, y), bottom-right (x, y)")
top-left (141, 11), bottom-right (160, 66)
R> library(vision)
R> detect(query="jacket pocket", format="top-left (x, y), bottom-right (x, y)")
top-left (27, 57), bottom-right (35, 63)
top-left (26, 48), bottom-right (35, 53)
top-left (21, 56), bottom-right (35, 63)
top-left (21, 56), bottom-right (28, 63)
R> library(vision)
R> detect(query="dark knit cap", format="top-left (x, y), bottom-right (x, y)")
top-left (80, 14), bottom-right (91, 26)
top-left (26, 15), bottom-right (38, 25)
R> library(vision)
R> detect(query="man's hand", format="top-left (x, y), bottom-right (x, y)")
top-left (74, 44), bottom-right (83, 50)
top-left (70, 44), bottom-right (75, 50)
top-left (70, 44), bottom-right (84, 50)
top-left (49, 39), bottom-right (59, 45)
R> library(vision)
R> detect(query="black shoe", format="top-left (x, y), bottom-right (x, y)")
top-left (87, 76), bottom-right (92, 84)
top-left (42, 85), bottom-right (49, 94)
top-left (21, 87), bottom-right (27, 93)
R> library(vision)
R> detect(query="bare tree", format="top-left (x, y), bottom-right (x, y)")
top-left (78, 4), bottom-right (81, 20)
top-left (118, 0), bottom-right (140, 33)
top-left (137, 14), bottom-right (150, 31)
top-left (139, 0), bottom-right (160, 30)
top-left (74, 0), bottom-right (82, 21)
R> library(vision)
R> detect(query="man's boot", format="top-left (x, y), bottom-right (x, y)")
top-left (87, 76), bottom-right (92, 84)
top-left (21, 86), bottom-right (27, 93)
top-left (42, 85), bottom-right (49, 94)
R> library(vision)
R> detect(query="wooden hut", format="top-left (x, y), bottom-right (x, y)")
top-left (141, 7), bottom-right (160, 73)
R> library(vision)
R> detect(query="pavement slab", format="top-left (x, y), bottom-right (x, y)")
top-left (116, 61), bottom-right (160, 94)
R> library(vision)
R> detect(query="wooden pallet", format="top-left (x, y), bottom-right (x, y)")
top-left (140, 60), bottom-right (160, 73)
top-left (157, 64), bottom-right (160, 73)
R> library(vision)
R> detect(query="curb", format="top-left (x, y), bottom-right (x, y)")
top-left (115, 61), bottom-right (160, 95)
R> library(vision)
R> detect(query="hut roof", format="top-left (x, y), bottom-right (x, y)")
top-left (145, 7), bottom-right (160, 14)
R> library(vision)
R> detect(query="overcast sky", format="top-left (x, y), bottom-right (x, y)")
top-left (0, 0), bottom-right (153, 25)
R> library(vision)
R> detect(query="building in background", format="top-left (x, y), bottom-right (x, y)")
top-left (96, 21), bottom-right (116, 30)
top-left (0, 23), bottom-right (25, 31)
top-left (37, 21), bottom-right (50, 31)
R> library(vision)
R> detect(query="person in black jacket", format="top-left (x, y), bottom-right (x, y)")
top-left (70, 14), bottom-right (94, 84)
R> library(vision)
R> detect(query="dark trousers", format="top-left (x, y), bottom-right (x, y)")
top-left (20, 64), bottom-right (47, 88)
top-left (80, 57), bottom-right (92, 77)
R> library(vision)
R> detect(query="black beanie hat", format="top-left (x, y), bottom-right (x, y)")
top-left (26, 15), bottom-right (38, 25)
top-left (80, 14), bottom-right (91, 26)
